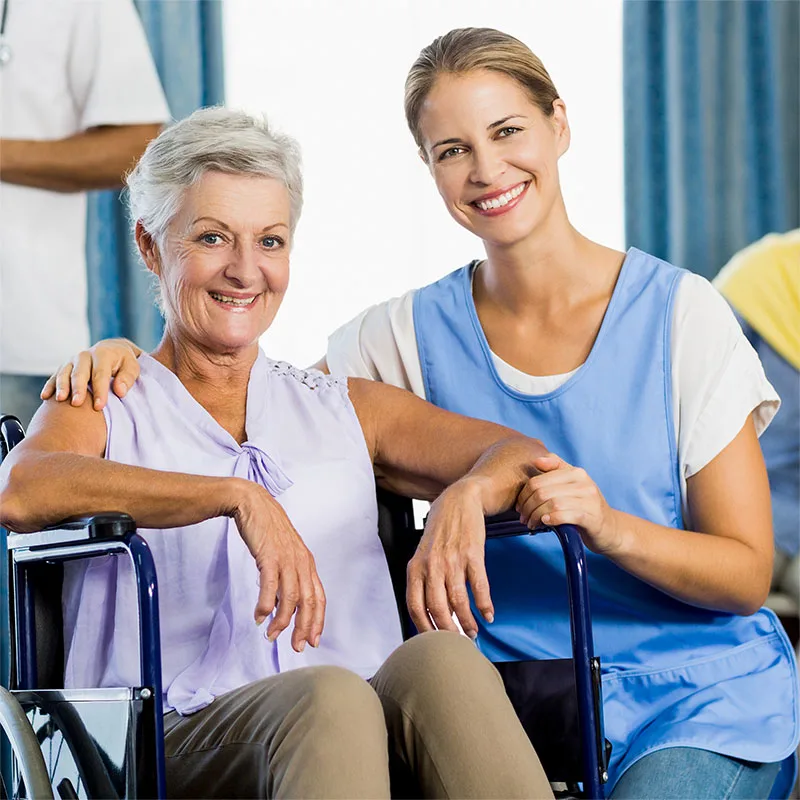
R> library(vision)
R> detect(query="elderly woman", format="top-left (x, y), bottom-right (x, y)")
top-left (0, 108), bottom-right (555, 799)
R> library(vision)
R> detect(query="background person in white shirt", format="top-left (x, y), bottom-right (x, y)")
top-left (0, 0), bottom-right (170, 427)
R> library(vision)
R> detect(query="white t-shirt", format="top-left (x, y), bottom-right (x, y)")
top-left (0, 0), bottom-right (170, 375)
top-left (327, 266), bottom-right (779, 525)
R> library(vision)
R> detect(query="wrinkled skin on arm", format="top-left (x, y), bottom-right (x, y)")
top-left (0, 396), bottom-right (326, 652)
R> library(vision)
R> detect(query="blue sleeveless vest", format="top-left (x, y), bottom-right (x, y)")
top-left (413, 249), bottom-right (799, 789)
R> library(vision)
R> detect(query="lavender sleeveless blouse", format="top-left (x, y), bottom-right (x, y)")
top-left (62, 351), bottom-right (403, 714)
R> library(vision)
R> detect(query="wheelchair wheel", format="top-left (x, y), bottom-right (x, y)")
top-left (0, 687), bottom-right (55, 799)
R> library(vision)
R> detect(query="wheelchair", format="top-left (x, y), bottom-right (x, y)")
top-left (0, 415), bottom-right (165, 799)
top-left (0, 413), bottom-right (610, 799)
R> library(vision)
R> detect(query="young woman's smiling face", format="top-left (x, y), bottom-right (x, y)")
top-left (418, 69), bottom-right (570, 249)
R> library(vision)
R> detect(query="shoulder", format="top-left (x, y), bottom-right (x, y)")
top-left (330, 290), bottom-right (417, 344)
top-left (361, 290), bottom-right (418, 349)
top-left (618, 250), bottom-right (687, 314)
top-left (671, 269), bottom-right (759, 395)
top-left (670, 271), bottom-right (751, 406)
top-left (264, 358), bottom-right (348, 396)
top-left (328, 261), bottom-right (476, 358)
top-left (262, 359), bottom-right (359, 419)
top-left (673, 270), bottom-right (742, 337)
top-left (670, 271), bottom-right (779, 477)
top-left (22, 396), bottom-right (107, 459)
top-left (415, 261), bottom-right (476, 299)
top-left (326, 289), bottom-right (420, 388)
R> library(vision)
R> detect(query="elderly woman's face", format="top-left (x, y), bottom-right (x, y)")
top-left (155, 171), bottom-right (291, 354)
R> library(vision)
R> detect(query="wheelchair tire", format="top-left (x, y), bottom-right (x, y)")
top-left (0, 687), bottom-right (54, 799)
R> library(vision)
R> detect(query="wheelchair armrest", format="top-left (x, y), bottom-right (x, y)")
top-left (485, 509), bottom-right (565, 540)
top-left (6, 512), bottom-right (135, 552)
top-left (483, 514), bottom-right (589, 606)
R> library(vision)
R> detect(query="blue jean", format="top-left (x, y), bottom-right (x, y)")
top-left (610, 747), bottom-right (782, 799)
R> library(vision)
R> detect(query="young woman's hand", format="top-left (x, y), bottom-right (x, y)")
top-left (406, 477), bottom-right (493, 639)
top-left (232, 480), bottom-right (326, 653)
top-left (516, 454), bottom-right (622, 556)
top-left (40, 338), bottom-right (143, 411)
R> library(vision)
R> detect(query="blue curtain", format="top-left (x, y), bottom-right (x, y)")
top-left (86, 0), bottom-right (225, 350)
top-left (623, 0), bottom-right (799, 279)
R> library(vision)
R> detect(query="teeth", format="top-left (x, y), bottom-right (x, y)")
top-left (476, 182), bottom-right (526, 211)
top-left (209, 292), bottom-right (257, 306)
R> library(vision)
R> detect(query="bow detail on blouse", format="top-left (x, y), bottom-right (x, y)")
top-left (240, 442), bottom-right (293, 496)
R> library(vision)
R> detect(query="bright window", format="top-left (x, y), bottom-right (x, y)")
top-left (224, 1), bottom-right (624, 366)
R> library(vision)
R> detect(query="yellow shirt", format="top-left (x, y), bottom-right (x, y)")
top-left (714, 230), bottom-right (800, 370)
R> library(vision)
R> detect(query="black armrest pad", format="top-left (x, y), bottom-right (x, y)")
top-left (45, 513), bottom-right (134, 535)
top-left (485, 510), bottom-right (546, 539)
top-left (7, 513), bottom-right (135, 551)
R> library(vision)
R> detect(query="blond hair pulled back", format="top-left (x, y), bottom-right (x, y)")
top-left (404, 27), bottom-right (560, 151)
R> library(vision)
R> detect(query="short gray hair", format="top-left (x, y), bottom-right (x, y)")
top-left (126, 106), bottom-right (304, 243)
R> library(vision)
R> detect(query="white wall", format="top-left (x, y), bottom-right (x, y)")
top-left (224, 0), bottom-right (624, 366)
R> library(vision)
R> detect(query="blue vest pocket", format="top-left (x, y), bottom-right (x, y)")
top-left (602, 632), bottom-right (800, 785)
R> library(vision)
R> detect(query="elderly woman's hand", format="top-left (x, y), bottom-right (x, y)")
top-left (516, 454), bottom-right (622, 556)
top-left (232, 480), bottom-right (326, 652)
top-left (40, 338), bottom-right (143, 411)
top-left (406, 477), bottom-right (493, 639)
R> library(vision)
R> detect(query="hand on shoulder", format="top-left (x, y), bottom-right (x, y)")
top-left (40, 338), bottom-right (143, 411)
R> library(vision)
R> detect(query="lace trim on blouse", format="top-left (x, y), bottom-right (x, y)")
top-left (266, 359), bottom-right (347, 393)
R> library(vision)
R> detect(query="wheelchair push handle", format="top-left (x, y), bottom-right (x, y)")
top-left (483, 512), bottom-right (608, 797)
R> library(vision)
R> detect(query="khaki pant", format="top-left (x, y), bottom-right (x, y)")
top-left (163, 631), bottom-right (553, 799)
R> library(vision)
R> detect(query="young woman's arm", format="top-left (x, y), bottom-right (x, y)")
top-left (40, 338), bottom-right (143, 411)
top-left (516, 415), bottom-right (773, 616)
top-left (513, 273), bottom-right (777, 616)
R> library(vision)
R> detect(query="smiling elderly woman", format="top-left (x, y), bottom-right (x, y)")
top-left (0, 108), bottom-right (554, 799)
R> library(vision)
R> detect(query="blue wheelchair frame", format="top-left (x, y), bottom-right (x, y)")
top-left (2, 415), bottom-right (167, 799)
top-left (377, 490), bottom-right (608, 798)
top-left (8, 522), bottom-right (167, 799)
top-left (485, 513), bottom-right (607, 796)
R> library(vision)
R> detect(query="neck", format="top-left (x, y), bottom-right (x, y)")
top-left (151, 332), bottom-right (257, 439)
top-left (478, 199), bottom-right (617, 315)
top-left (152, 331), bottom-right (257, 387)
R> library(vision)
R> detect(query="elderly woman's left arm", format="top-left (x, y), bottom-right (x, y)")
top-left (347, 378), bottom-right (550, 637)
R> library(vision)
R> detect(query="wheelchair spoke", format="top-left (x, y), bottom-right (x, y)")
top-left (2, 765), bottom-right (27, 800)
top-left (48, 735), bottom-right (65, 785)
